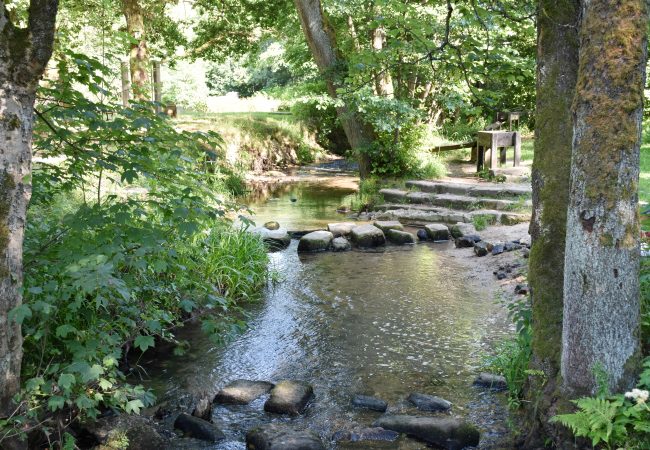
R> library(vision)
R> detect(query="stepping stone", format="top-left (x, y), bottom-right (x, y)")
top-left (264, 221), bottom-right (280, 230)
top-left (407, 393), bottom-right (452, 412)
top-left (425, 224), bottom-right (450, 241)
top-left (417, 229), bottom-right (428, 241)
top-left (474, 241), bottom-right (489, 257)
top-left (373, 220), bottom-right (404, 233)
top-left (373, 415), bottom-right (479, 450)
top-left (249, 227), bottom-right (291, 251)
top-left (449, 222), bottom-right (476, 238)
top-left (332, 427), bottom-right (399, 442)
top-left (192, 396), bottom-right (212, 420)
top-left (264, 380), bottom-right (314, 415)
top-left (386, 229), bottom-right (416, 245)
top-left (247, 423), bottom-right (324, 450)
top-left (351, 224), bottom-right (386, 248)
top-left (331, 236), bottom-right (351, 252)
top-left (492, 243), bottom-right (505, 255)
top-left (327, 222), bottom-right (356, 237)
top-left (455, 234), bottom-right (482, 248)
top-left (352, 395), bottom-right (388, 412)
top-left (405, 191), bottom-right (434, 204)
top-left (474, 373), bottom-right (508, 390)
top-left (214, 380), bottom-right (274, 405)
top-left (378, 188), bottom-right (407, 202)
top-left (174, 413), bottom-right (225, 442)
top-left (297, 230), bottom-right (333, 252)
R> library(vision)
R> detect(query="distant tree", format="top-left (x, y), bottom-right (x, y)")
top-left (293, 0), bottom-right (376, 178)
top-left (0, 1), bottom-right (59, 447)
top-left (525, 0), bottom-right (579, 446)
top-left (121, 0), bottom-right (150, 100)
top-left (561, 0), bottom-right (647, 396)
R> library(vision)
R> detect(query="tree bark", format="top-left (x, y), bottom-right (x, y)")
top-left (561, 0), bottom-right (647, 396)
top-left (294, 0), bottom-right (375, 178)
top-left (121, 0), bottom-right (149, 101)
top-left (524, 0), bottom-right (580, 446)
top-left (0, 0), bottom-right (58, 438)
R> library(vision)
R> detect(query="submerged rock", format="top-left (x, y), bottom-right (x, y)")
top-left (386, 229), bottom-right (416, 245)
top-left (491, 243), bottom-right (505, 256)
top-left (298, 230), bottom-right (333, 252)
top-left (247, 423), bottom-right (324, 450)
top-left (373, 220), bottom-right (404, 233)
top-left (332, 427), bottom-right (399, 443)
top-left (425, 224), bottom-right (450, 241)
top-left (474, 373), bottom-right (508, 390)
top-left (407, 393), bottom-right (452, 412)
top-left (174, 413), bottom-right (225, 442)
top-left (352, 395), bottom-right (388, 412)
top-left (416, 229), bottom-right (428, 241)
top-left (214, 380), bottom-right (274, 405)
top-left (331, 236), bottom-right (352, 252)
top-left (373, 415), bottom-right (480, 450)
top-left (350, 224), bottom-right (386, 248)
top-left (328, 222), bottom-right (356, 237)
top-left (474, 241), bottom-right (489, 257)
top-left (264, 380), bottom-right (314, 415)
top-left (250, 227), bottom-right (291, 251)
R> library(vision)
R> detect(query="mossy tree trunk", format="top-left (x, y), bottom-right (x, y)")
top-left (121, 0), bottom-right (149, 101)
top-left (371, 26), bottom-right (394, 98)
top-left (561, 0), bottom-right (647, 396)
top-left (0, 0), bottom-right (58, 444)
top-left (525, 0), bottom-right (580, 446)
top-left (294, 0), bottom-right (376, 178)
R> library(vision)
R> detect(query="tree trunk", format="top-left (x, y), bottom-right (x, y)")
top-left (524, 0), bottom-right (580, 446)
top-left (0, 1), bottom-right (58, 443)
top-left (121, 0), bottom-right (149, 101)
top-left (561, 0), bottom-right (647, 396)
top-left (371, 27), bottom-right (393, 98)
top-left (294, 0), bottom-right (375, 178)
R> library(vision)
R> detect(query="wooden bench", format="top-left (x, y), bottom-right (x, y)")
top-left (476, 131), bottom-right (521, 171)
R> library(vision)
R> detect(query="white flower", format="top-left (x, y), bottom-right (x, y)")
top-left (624, 388), bottom-right (649, 404)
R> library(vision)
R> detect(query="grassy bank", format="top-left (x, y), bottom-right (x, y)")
top-left (175, 112), bottom-right (328, 172)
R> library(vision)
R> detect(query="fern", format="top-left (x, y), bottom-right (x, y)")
top-left (551, 397), bottom-right (627, 447)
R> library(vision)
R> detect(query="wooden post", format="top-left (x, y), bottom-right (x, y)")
top-left (120, 61), bottom-right (130, 107)
top-left (153, 60), bottom-right (162, 114)
top-left (490, 134), bottom-right (498, 170)
top-left (514, 131), bottom-right (521, 167)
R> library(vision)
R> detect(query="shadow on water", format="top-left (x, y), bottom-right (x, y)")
top-left (143, 177), bottom-right (513, 449)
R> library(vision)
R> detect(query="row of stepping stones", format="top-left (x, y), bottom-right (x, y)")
top-left (172, 373), bottom-right (507, 449)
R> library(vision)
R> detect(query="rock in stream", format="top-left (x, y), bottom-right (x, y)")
top-left (246, 423), bottom-right (325, 450)
top-left (214, 379), bottom-right (274, 405)
top-left (373, 415), bottom-right (480, 450)
top-left (407, 393), bottom-right (452, 412)
top-left (264, 380), bottom-right (314, 415)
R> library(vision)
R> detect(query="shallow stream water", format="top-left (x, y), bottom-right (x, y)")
top-left (144, 177), bottom-right (513, 449)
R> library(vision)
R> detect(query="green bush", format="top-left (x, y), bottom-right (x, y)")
top-left (0, 51), bottom-right (270, 446)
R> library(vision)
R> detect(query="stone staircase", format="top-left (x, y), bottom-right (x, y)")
top-left (374, 179), bottom-right (532, 227)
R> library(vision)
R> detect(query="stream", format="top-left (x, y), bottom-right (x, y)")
top-left (143, 176), bottom-right (514, 449)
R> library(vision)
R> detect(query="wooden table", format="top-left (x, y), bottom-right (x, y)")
top-left (495, 111), bottom-right (522, 130)
top-left (476, 131), bottom-right (521, 171)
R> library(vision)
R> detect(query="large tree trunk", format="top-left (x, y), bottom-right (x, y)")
top-left (562, 0), bottom-right (647, 396)
top-left (294, 0), bottom-right (375, 178)
top-left (121, 0), bottom-right (149, 101)
top-left (524, 0), bottom-right (580, 446)
top-left (371, 27), bottom-right (394, 98)
top-left (0, 0), bottom-right (58, 443)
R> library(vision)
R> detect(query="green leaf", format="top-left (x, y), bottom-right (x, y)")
top-left (48, 396), bottom-right (65, 411)
top-left (134, 335), bottom-right (155, 352)
top-left (56, 324), bottom-right (77, 338)
top-left (125, 399), bottom-right (144, 414)
top-left (58, 373), bottom-right (76, 390)
top-left (9, 304), bottom-right (32, 325)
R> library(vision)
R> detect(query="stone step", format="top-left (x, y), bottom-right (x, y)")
top-left (378, 189), bottom-right (531, 212)
top-left (404, 180), bottom-right (532, 198)
top-left (374, 205), bottom-right (530, 226)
